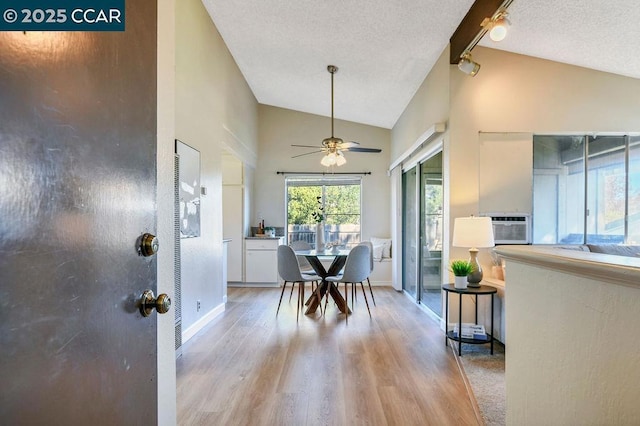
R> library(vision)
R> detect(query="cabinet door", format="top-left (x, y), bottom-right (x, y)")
top-left (223, 186), bottom-right (243, 281)
top-left (245, 250), bottom-right (279, 283)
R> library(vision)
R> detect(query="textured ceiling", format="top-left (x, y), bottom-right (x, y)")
top-left (202, 0), bottom-right (640, 129)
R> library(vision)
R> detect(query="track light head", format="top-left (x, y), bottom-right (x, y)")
top-left (458, 53), bottom-right (480, 77)
top-left (489, 13), bottom-right (510, 42)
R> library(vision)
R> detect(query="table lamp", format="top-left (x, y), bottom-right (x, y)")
top-left (452, 216), bottom-right (495, 287)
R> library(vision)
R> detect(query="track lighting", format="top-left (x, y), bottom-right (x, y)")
top-left (451, 0), bottom-right (513, 76)
top-left (487, 12), bottom-right (510, 42)
top-left (458, 52), bottom-right (480, 77)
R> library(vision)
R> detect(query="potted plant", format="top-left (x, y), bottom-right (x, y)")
top-left (450, 259), bottom-right (475, 289)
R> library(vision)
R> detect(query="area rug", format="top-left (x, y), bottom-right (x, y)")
top-left (456, 341), bottom-right (506, 426)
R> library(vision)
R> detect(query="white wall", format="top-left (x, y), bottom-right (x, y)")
top-left (175, 0), bottom-right (258, 336)
top-left (255, 105), bottom-right (391, 242)
top-left (391, 46), bottom-right (450, 161)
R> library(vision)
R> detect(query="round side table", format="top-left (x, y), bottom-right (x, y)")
top-left (442, 284), bottom-right (497, 356)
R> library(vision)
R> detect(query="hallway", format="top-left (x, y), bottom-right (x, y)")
top-left (176, 287), bottom-right (480, 425)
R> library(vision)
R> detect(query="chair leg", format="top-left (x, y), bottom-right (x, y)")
top-left (296, 282), bottom-right (301, 323)
top-left (344, 281), bottom-right (348, 324)
top-left (359, 281), bottom-right (371, 317)
top-left (277, 281), bottom-right (288, 316)
top-left (367, 277), bottom-right (376, 306)
top-left (289, 280), bottom-right (295, 302)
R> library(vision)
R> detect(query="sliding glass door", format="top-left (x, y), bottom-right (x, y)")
top-left (402, 151), bottom-right (444, 316)
top-left (420, 152), bottom-right (443, 316)
top-left (402, 167), bottom-right (418, 299)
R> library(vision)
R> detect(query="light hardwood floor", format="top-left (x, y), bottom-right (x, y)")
top-left (177, 286), bottom-right (481, 425)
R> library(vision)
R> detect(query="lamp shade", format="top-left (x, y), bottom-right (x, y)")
top-left (452, 216), bottom-right (495, 248)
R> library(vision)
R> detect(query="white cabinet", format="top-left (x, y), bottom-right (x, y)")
top-left (244, 238), bottom-right (284, 284)
top-left (223, 185), bottom-right (244, 282)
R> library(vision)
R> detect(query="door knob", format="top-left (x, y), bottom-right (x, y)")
top-left (140, 290), bottom-right (171, 317)
top-left (139, 233), bottom-right (159, 257)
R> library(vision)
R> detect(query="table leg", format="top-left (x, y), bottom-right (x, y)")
top-left (474, 294), bottom-right (478, 323)
top-left (305, 281), bottom-right (328, 314)
top-left (490, 293), bottom-right (494, 355)
top-left (458, 292), bottom-right (462, 356)
top-left (445, 290), bottom-right (449, 347)
top-left (328, 282), bottom-right (351, 314)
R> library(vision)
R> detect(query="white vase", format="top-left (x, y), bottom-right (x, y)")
top-left (315, 223), bottom-right (325, 252)
top-left (454, 275), bottom-right (468, 289)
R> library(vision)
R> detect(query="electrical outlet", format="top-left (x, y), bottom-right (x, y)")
top-left (197, 300), bottom-right (201, 312)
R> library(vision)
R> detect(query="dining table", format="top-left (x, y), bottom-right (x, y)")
top-left (294, 248), bottom-right (352, 315)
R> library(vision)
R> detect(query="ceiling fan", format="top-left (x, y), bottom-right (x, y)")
top-left (291, 65), bottom-right (382, 166)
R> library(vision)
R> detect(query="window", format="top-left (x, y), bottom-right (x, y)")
top-left (533, 134), bottom-right (640, 244)
top-left (286, 177), bottom-right (361, 248)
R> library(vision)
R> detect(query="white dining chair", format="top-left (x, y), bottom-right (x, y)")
top-left (325, 244), bottom-right (372, 323)
top-left (359, 241), bottom-right (376, 306)
top-left (277, 245), bottom-right (322, 321)
top-left (289, 240), bottom-right (318, 302)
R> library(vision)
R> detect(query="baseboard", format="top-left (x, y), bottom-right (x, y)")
top-left (229, 281), bottom-right (391, 287)
top-left (182, 303), bottom-right (226, 344)
top-left (228, 282), bottom-right (280, 288)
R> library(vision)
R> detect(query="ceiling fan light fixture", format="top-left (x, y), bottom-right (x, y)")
top-left (320, 154), bottom-right (333, 167)
top-left (291, 64), bottom-right (381, 164)
top-left (458, 52), bottom-right (480, 77)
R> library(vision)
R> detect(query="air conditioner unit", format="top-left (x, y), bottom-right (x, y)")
top-left (482, 213), bottom-right (531, 244)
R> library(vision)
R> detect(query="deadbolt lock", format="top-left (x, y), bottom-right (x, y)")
top-left (139, 233), bottom-right (159, 257)
top-left (140, 290), bottom-right (171, 317)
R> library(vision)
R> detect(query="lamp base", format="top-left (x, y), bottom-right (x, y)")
top-left (467, 248), bottom-right (483, 287)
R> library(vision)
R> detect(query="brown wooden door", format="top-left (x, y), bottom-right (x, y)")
top-left (0, 1), bottom-right (159, 423)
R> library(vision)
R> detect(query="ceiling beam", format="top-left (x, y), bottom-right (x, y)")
top-left (449, 0), bottom-right (505, 64)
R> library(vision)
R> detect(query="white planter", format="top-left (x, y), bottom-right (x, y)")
top-left (454, 275), bottom-right (468, 289)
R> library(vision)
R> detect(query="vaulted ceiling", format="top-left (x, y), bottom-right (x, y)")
top-left (203, 0), bottom-right (640, 129)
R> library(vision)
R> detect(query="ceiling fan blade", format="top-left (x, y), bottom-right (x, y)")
top-left (291, 150), bottom-right (325, 158)
top-left (337, 141), bottom-right (360, 149)
top-left (342, 147), bottom-right (382, 153)
top-left (292, 144), bottom-right (322, 148)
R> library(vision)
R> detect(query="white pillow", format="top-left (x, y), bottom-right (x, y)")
top-left (372, 244), bottom-right (384, 262)
top-left (370, 237), bottom-right (392, 258)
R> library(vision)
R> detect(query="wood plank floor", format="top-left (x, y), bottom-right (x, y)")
top-left (177, 286), bottom-right (481, 425)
